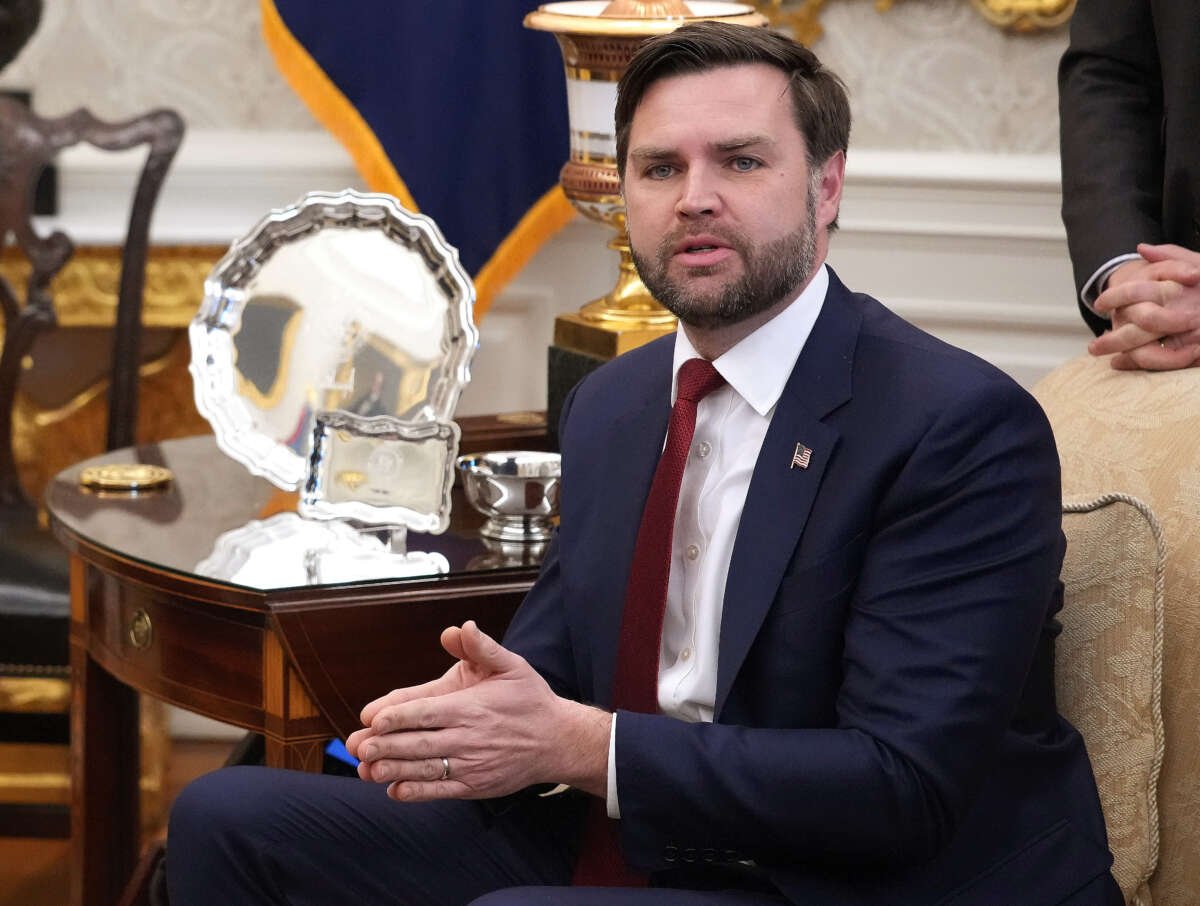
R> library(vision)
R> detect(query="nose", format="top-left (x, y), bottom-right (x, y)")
top-left (675, 166), bottom-right (721, 219)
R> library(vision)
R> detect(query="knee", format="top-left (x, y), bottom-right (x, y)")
top-left (167, 766), bottom-right (293, 903)
top-left (168, 765), bottom-right (272, 849)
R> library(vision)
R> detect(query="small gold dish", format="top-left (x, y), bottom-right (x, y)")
top-left (79, 463), bottom-right (173, 494)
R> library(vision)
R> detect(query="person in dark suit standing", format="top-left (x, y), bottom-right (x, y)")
top-left (167, 23), bottom-right (1119, 905)
top-left (1060, 0), bottom-right (1200, 370)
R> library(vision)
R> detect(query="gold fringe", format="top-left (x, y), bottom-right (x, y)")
top-left (259, 0), bottom-right (418, 212)
top-left (258, 0), bottom-right (578, 320)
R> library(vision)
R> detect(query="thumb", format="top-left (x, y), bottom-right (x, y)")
top-left (458, 620), bottom-right (523, 675)
top-left (440, 625), bottom-right (466, 662)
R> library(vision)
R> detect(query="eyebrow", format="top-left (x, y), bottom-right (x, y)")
top-left (712, 135), bottom-right (773, 152)
top-left (628, 146), bottom-right (677, 165)
top-left (628, 134), bottom-right (774, 165)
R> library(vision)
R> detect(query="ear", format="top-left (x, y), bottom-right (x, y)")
top-left (814, 150), bottom-right (846, 234)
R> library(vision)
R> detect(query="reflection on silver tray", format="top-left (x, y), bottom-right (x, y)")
top-left (189, 188), bottom-right (478, 491)
top-left (194, 512), bottom-right (449, 589)
top-left (466, 535), bottom-right (549, 571)
top-left (301, 412), bottom-right (460, 532)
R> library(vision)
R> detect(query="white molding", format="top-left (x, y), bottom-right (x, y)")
top-left (46, 129), bottom-right (362, 245)
top-left (830, 148), bottom-right (1089, 389)
top-left (846, 149), bottom-right (1061, 191)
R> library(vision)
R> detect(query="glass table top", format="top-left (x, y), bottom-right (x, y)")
top-left (45, 434), bottom-right (546, 593)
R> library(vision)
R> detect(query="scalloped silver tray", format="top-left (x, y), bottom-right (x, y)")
top-left (189, 188), bottom-right (478, 491)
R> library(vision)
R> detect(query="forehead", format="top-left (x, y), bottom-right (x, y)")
top-left (629, 63), bottom-right (800, 146)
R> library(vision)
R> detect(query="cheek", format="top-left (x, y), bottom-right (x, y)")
top-left (624, 202), bottom-right (660, 254)
top-left (741, 198), bottom-right (808, 243)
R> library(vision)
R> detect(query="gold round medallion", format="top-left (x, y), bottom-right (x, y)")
top-left (79, 463), bottom-right (174, 493)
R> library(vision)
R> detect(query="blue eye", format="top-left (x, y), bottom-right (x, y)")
top-left (732, 157), bottom-right (760, 172)
top-left (648, 164), bottom-right (675, 179)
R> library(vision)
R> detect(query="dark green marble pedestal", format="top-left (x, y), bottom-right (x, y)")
top-left (547, 344), bottom-right (607, 441)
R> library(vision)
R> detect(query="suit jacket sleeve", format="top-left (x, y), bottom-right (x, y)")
top-left (611, 377), bottom-right (1064, 871)
top-left (500, 380), bottom-right (582, 701)
top-left (1059, 0), bottom-right (1165, 334)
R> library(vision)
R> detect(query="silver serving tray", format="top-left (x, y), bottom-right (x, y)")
top-left (189, 188), bottom-right (478, 491)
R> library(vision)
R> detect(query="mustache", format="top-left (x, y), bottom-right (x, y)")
top-left (657, 224), bottom-right (748, 257)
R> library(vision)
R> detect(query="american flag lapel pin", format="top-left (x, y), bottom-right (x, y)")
top-left (790, 443), bottom-right (812, 470)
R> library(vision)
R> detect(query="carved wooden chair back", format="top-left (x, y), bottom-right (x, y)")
top-left (0, 98), bottom-right (183, 839)
top-left (0, 96), bottom-right (184, 508)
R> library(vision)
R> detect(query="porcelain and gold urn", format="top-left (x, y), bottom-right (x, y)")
top-left (525, 1), bottom-right (766, 361)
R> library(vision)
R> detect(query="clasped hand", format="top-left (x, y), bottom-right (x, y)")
top-left (345, 620), bottom-right (610, 803)
top-left (1089, 243), bottom-right (1200, 371)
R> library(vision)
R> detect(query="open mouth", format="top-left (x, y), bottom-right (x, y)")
top-left (673, 238), bottom-right (733, 266)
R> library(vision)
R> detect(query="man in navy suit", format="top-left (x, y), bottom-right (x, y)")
top-left (168, 23), bottom-right (1119, 905)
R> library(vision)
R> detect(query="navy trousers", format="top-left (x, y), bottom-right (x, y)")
top-left (166, 766), bottom-right (789, 906)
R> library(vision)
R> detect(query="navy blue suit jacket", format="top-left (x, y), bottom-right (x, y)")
top-left (503, 271), bottom-right (1114, 903)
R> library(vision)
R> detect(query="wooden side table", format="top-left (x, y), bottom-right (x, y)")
top-left (47, 430), bottom-right (548, 906)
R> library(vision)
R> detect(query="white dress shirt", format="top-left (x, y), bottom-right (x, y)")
top-left (606, 264), bottom-right (829, 817)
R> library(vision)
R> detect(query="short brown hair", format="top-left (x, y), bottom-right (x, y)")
top-left (614, 21), bottom-right (851, 179)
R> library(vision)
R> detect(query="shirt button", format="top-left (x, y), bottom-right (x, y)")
top-left (686, 544), bottom-right (700, 560)
top-left (680, 647), bottom-right (692, 661)
top-left (696, 441), bottom-right (712, 458)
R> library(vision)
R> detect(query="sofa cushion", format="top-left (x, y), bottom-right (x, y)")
top-left (1034, 352), bottom-right (1200, 905)
top-left (1058, 494), bottom-right (1163, 905)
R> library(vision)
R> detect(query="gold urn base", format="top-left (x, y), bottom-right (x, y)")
top-left (554, 310), bottom-right (676, 359)
top-left (557, 231), bottom-right (676, 359)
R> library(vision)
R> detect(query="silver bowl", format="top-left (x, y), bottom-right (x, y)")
top-left (457, 450), bottom-right (561, 543)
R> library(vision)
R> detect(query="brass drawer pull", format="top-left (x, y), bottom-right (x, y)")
top-left (128, 610), bottom-right (153, 650)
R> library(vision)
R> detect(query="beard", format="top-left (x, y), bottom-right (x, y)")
top-left (630, 186), bottom-right (818, 331)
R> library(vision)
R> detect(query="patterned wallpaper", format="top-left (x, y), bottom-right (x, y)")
top-left (0, 0), bottom-right (1067, 152)
top-left (0, 0), bottom-right (318, 129)
top-left (816, 0), bottom-right (1066, 153)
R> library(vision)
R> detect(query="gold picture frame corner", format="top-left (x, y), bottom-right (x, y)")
top-left (754, 0), bottom-right (1075, 41)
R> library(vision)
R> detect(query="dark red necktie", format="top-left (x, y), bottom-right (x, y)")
top-left (573, 358), bottom-right (726, 887)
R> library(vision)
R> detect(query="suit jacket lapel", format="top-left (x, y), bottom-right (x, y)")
top-left (715, 270), bottom-right (861, 716)
top-left (585, 343), bottom-right (673, 707)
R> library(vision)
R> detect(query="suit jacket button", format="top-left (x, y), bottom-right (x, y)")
top-left (682, 847), bottom-right (698, 863)
top-left (663, 845), bottom-right (678, 862)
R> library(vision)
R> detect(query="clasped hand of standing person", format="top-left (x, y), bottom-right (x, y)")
top-left (1089, 243), bottom-right (1200, 371)
top-left (345, 621), bottom-right (611, 803)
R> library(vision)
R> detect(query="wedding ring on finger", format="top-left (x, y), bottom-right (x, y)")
top-left (439, 756), bottom-right (451, 781)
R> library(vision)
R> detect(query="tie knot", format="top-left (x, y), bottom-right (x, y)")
top-left (676, 358), bottom-right (725, 404)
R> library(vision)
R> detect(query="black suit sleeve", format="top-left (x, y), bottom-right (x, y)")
top-left (1059, 0), bottom-right (1164, 335)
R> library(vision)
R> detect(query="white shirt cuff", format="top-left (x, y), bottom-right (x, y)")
top-left (606, 711), bottom-right (620, 819)
top-left (1080, 253), bottom-right (1142, 315)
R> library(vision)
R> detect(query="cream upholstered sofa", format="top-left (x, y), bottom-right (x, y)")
top-left (1033, 355), bottom-right (1200, 906)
